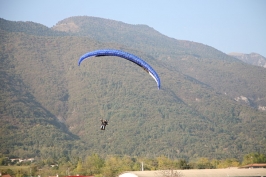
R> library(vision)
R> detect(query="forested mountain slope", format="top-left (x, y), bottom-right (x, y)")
top-left (0, 17), bottom-right (265, 161)
top-left (53, 16), bottom-right (266, 109)
top-left (0, 29), bottom-right (86, 159)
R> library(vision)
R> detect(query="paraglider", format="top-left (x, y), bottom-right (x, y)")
top-left (78, 49), bottom-right (161, 89)
top-left (100, 119), bottom-right (108, 130)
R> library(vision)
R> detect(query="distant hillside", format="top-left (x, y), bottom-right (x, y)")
top-left (229, 52), bottom-right (266, 68)
top-left (52, 16), bottom-right (240, 63)
top-left (0, 18), bottom-right (67, 36)
top-left (1, 16), bottom-right (266, 161)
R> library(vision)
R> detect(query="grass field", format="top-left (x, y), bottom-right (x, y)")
top-left (0, 165), bottom-right (31, 174)
top-left (0, 166), bottom-right (30, 170)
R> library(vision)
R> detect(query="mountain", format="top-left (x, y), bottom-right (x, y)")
top-left (228, 52), bottom-right (266, 68)
top-left (0, 29), bottom-right (86, 159)
top-left (1, 17), bottom-right (266, 161)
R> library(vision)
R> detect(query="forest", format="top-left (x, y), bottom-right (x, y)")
top-left (1, 152), bottom-right (266, 177)
top-left (0, 16), bottom-right (266, 169)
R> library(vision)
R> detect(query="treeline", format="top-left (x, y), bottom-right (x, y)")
top-left (1, 153), bottom-right (265, 177)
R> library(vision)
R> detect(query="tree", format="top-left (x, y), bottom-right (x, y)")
top-left (75, 159), bottom-right (84, 175)
top-left (217, 158), bottom-right (240, 168)
top-left (178, 159), bottom-right (190, 169)
top-left (195, 157), bottom-right (213, 169)
top-left (242, 153), bottom-right (266, 165)
top-left (156, 155), bottom-right (177, 170)
top-left (84, 153), bottom-right (104, 175)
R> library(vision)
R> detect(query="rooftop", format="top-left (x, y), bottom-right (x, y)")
top-left (119, 168), bottom-right (266, 177)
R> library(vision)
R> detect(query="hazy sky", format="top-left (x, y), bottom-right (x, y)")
top-left (1, 0), bottom-right (265, 57)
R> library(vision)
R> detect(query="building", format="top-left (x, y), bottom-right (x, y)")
top-left (119, 168), bottom-right (266, 177)
top-left (64, 176), bottom-right (94, 177)
top-left (239, 163), bottom-right (266, 169)
top-left (1, 175), bottom-right (12, 177)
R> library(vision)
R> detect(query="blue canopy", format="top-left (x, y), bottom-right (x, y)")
top-left (78, 49), bottom-right (161, 89)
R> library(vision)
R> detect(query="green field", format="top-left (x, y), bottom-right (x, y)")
top-left (0, 166), bottom-right (30, 169)
top-left (0, 165), bottom-right (31, 174)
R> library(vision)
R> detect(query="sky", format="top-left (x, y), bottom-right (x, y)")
top-left (1, 0), bottom-right (266, 57)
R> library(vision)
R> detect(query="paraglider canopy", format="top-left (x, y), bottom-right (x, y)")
top-left (78, 49), bottom-right (161, 89)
